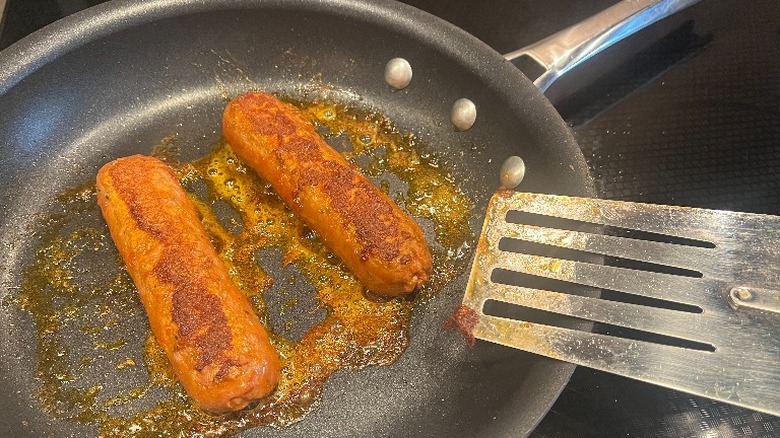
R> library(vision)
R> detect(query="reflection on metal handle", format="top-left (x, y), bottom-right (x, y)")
top-left (504, 0), bottom-right (702, 93)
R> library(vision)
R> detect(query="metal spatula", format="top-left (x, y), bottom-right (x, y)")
top-left (462, 191), bottom-right (780, 416)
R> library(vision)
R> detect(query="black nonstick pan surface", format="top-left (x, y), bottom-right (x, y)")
top-left (0, 0), bottom-right (595, 436)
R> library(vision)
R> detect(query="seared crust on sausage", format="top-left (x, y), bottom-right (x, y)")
top-left (223, 92), bottom-right (433, 296)
top-left (96, 155), bottom-right (281, 413)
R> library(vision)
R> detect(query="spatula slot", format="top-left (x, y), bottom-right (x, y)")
top-left (505, 210), bottom-right (715, 248)
top-left (602, 255), bottom-right (703, 279)
top-left (482, 298), bottom-right (715, 352)
top-left (596, 320), bottom-right (716, 352)
top-left (596, 288), bottom-right (703, 314)
top-left (496, 237), bottom-right (599, 265)
top-left (504, 210), bottom-right (599, 233)
top-left (497, 236), bottom-right (704, 279)
top-left (490, 268), bottom-right (598, 298)
top-left (490, 268), bottom-right (703, 314)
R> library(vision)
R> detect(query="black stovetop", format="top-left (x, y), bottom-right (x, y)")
top-left (2, 0), bottom-right (779, 437)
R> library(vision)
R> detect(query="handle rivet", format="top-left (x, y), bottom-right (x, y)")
top-left (451, 98), bottom-right (477, 131)
top-left (385, 58), bottom-right (413, 90)
top-left (499, 156), bottom-right (526, 189)
top-left (732, 287), bottom-right (753, 301)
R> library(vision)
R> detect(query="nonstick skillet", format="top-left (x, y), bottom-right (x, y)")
top-left (0, 0), bottom-right (598, 436)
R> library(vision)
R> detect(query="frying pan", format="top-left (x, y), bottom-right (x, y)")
top-left (0, 0), bottom-right (604, 436)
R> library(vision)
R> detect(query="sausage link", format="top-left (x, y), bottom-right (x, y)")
top-left (96, 155), bottom-right (281, 413)
top-left (223, 92), bottom-right (433, 296)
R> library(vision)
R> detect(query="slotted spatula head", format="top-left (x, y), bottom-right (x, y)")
top-left (462, 191), bottom-right (780, 416)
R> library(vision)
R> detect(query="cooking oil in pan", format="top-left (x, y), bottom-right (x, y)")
top-left (14, 99), bottom-right (474, 437)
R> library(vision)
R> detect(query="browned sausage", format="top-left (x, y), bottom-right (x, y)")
top-left (222, 92), bottom-right (433, 296)
top-left (96, 155), bottom-right (281, 413)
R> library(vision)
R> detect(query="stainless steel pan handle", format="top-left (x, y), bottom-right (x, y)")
top-left (504, 0), bottom-right (703, 93)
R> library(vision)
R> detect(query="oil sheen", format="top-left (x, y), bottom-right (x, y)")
top-left (15, 98), bottom-right (474, 437)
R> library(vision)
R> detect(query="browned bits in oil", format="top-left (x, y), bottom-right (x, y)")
top-left (15, 98), bottom-right (475, 437)
top-left (443, 304), bottom-right (480, 347)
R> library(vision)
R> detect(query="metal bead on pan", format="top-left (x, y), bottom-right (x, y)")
top-left (451, 98), bottom-right (477, 131)
top-left (384, 58), bottom-right (413, 89)
top-left (499, 156), bottom-right (526, 189)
